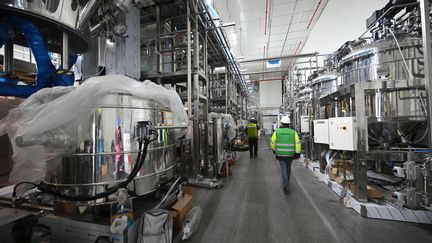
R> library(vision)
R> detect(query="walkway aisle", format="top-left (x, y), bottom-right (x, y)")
top-left (182, 139), bottom-right (432, 243)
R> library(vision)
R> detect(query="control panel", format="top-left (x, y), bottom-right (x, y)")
top-left (329, 117), bottom-right (357, 151)
top-left (300, 116), bottom-right (310, 133)
top-left (313, 119), bottom-right (329, 144)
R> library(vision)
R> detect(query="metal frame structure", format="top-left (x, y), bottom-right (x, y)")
top-left (140, 0), bottom-right (249, 176)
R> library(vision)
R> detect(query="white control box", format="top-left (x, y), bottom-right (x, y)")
top-left (313, 119), bottom-right (329, 144)
top-left (300, 116), bottom-right (310, 133)
top-left (329, 117), bottom-right (357, 151)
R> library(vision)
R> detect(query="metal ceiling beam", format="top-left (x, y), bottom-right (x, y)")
top-left (242, 69), bottom-right (291, 75)
top-left (238, 52), bottom-right (318, 63)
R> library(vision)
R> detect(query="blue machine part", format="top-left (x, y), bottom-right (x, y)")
top-left (0, 16), bottom-right (77, 98)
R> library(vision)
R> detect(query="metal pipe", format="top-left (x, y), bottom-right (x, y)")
top-left (154, 125), bottom-right (188, 129)
top-left (307, 0), bottom-right (322, 29)
top-left (239, 52), bottom-right (317, 63)
top-left (62, 31), bottom-right (69, 69)
top-left (249, 77), bottom-right (283, 83)
top-left (187, 1), bottom-right (192, 117)
top-left (78, 0), bottom-right (101, 29)
top-left (358, 2), bottom-right (419, 39)
top-left (192, 0), bottom-right (201, 172)
top-left (420, 0), bottom-right (432, 149)
top-left (242, 69), bottom-right (291, 75)
top-left (264, 0), bottom-right (269, 35)
top-left (3, 41), bottom-right (13, 72)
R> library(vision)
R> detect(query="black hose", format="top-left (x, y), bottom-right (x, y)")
top-left (35, 130), bottom-right (158, 202)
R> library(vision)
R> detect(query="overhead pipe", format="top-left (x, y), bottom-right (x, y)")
top-left (307, 0), bottom-right (322, 29)
top-left (239, 52), bottom-right (318, 63)
top-left (287, 41), bottom-right (303, 68)
top-left (249, 77), bottom-right (283, 83)
top-left (201, 1), bottom-right (249, 96)
top-left (264, 0), bottom-right (269, 35)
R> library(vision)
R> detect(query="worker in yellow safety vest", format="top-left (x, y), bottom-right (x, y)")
top-left (270, 115), bottom-right (301, 194)
top-left (246, 118), bottom-right (260, 159)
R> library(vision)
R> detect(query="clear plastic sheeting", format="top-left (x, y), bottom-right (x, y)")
top-left (0, 75), bottom-right (188, 184)
top-left (208, 112), bottom-right (237, 142)
top-left (182, 206), bottom-right (203, 240)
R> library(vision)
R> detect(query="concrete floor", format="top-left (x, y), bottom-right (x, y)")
top-left (180, 139), bottom-right (432, 243)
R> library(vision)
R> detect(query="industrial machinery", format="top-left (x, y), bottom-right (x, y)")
top-left (0, 0), bottom-right (248, 240)
top-left (293, 84), bottom-right (313, 160)
top-left (0, 76), bottom-right (188, 241)
top-left (297, 0), bottom-right (432, 211)
top-left (208, 113), bottom-right (237, 177)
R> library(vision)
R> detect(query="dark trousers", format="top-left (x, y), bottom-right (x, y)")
top-left (279, 157), bottom-right (293, 188)
top-left (248, 137), bottom-right (258, 156)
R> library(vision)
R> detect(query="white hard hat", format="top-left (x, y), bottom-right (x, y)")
top-left (280, 116), bottom-right (291, 124)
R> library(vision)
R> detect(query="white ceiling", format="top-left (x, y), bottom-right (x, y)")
top-left (213, 0), bottom-right (328, 81)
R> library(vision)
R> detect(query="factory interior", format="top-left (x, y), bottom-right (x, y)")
top-left (1, 0), bottom-right (432, 242)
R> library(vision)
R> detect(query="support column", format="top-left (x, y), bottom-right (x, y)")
top-left (225, 67), bottom-right (228, 114)
top-left (62, 32), bottom-right (69, 69)
top-left (3, 41), bottom-right (13, 72)
top-left (420, 0), bottom-right (432, 148)
top-left (192, 0), bottom-right (201, 172)
top-left (354, 82), bottom-right (368, 202)
top-left (203, 27), bottom-right (209, 173)
top-left (156, 5), bottom-right (162, 84)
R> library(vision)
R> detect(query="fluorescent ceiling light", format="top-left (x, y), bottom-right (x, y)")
top-left (236, 56), bottom-right (245, 59)
top-left (239, 69), bottom-right (248, 72)
top-left (222, 22), bottom-right (236, 27)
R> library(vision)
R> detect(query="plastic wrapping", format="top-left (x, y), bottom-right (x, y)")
top-left (0, 75), bottom-right (188, 184)
top-left (181, 206), bottom-right (203, 240)
top-left (208, 112), bottom-right (237, 143)
top-left (220, 114), bottom-right (237, 140)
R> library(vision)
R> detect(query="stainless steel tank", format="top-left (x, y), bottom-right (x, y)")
top-left (0, 0), bottom-right (97, 53)
top-left (338, 37), bottom-right (428, 148)
top-left (338, 37), bottom-right (426, 120)
top-left (44, 93), bottom-right (176, 204)
top-left (339, 37), bottom-right (423, 85)
top-left (311, 72), bottom-right (339, 100)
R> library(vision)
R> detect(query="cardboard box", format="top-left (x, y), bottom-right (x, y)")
top-left (182, 186), bottom-right (194, 196)
top-left (170, 194), bottom-right (193, 229)
top-left (349, 184), bottom-right (383, 199)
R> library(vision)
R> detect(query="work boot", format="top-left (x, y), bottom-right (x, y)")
top-left (283, 186), bottom-right (290, 194)
top-left (250, 155), bottom-right (253, 159)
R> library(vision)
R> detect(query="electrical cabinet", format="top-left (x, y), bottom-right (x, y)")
top-left (329, 117), bottom-right (357, 151)
top-left (313, 119), bottom-right (329, 144)
top-left (300, 116), bottom-right (310, 133)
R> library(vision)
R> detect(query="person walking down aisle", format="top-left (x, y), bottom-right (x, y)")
top-left (270, 116), bottom-right (301, 194)
top-left (246, 118), bottom-right (260, 159)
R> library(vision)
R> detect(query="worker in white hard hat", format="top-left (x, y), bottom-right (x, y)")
top-left (246, 117), bottom-right (260, 159)
top-left (270, 115), bottom-right (301, 194)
